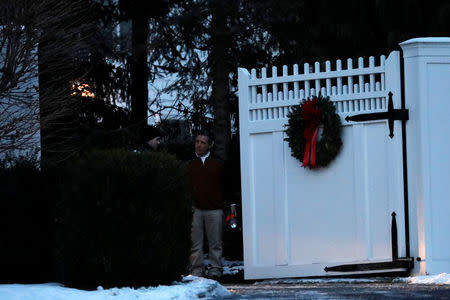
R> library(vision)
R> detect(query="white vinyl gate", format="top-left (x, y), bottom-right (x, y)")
top-left (238, 51), bottom-right (408, 279)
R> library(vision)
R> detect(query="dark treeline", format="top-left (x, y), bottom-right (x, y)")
top-left (139, 0), bottom-right (450, 161)
top-left (2, 0), bottom-right (449, 163)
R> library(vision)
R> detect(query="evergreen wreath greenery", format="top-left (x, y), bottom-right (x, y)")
top-left (285, 95), bottom-right (343, 168)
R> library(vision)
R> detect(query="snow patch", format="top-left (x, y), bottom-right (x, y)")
top-left (222, 259), bottom-right (244, 275)
top-left (395, 273), bottom-right (450, 285)
top-left (0, 277), bottom-right (231, 300)
top-left (202, 258), bottom-right (244, 275)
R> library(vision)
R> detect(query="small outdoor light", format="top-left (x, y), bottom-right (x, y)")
top-left (226, 204), bottom-right (238, 230)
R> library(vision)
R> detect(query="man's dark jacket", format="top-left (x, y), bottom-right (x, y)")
top-left (187, 156), bottom-right (225, 210)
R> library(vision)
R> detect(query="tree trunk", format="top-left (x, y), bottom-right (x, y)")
top-left (210, 0), bottom-right (231, 161)
top-left (37, 1), bottom-right (85, 165)
top-left (130, 12), bottom-right (149, 134)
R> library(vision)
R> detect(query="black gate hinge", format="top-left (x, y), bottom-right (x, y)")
top-left (345, 92), bottom-right (409, 138)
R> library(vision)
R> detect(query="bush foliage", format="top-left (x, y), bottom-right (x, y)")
top-left (0, 158), bottom-right (52, 283)
top-left (0, 150), bottom-right (191, 287)
top-left (51, 149), bottom-right (191, 287)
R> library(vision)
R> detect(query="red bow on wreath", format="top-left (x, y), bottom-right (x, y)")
top-left (301, 98), bottom-right (321, 168)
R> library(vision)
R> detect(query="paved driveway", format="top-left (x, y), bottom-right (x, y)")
top-left (221, 282), bottom-right (450, 299)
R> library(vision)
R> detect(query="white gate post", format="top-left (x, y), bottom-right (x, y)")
top-left (238, 67), bottom-right (253, 272)
top-left (400, 38), bottom-right (450, 276)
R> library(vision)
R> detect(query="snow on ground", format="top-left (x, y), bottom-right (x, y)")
top-left (395, 273), bottom-right (450, 285)
top-left (222, 259), bottom-right (244, 275)
top-left (202, 258), bottom-right (244, 276)
top-left (0, 276), bottom-right (230, 300)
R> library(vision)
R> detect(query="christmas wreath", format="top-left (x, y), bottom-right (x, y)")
top-left (285, 95), bottom-right (342, 169)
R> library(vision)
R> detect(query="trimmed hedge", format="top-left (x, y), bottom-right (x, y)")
top-left (0, 159), bottom-right (53, 283)
top-left (50, 149), bottom-right (191, 287)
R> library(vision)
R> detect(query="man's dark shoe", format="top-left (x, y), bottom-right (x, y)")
top-left (191, 269), bottom-right (204, 277)
top-left (206, 268), bottom-right (222, 281)
top-left (207, 274), bottom-right (222, 281)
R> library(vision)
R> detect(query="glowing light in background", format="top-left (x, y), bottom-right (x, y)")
top-left (71, 82), bottom-right (95, 98)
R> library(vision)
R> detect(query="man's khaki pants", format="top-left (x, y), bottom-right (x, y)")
top-left (190, 207), bottom-right (223, 277)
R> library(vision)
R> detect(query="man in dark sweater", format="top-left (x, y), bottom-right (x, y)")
top-left (187, 133), bottom-right (225, 279)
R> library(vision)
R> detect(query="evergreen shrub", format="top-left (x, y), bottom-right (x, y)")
top-left (0, 158), bottom-right (52, 282)
top-left (52, 149), bottom-right (191, 287)
top-left (161, 142), bottom-right (193, 161)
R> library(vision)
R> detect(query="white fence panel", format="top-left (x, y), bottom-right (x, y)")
top-left (238, 51), bottom-right (406, 279)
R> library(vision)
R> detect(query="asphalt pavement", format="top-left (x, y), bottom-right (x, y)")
top-left (221, 282), bottom-right (450, 299)
top-left (218, 260), bottom-right (450, 299)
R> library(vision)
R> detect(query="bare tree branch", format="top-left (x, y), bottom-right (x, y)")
top-left (0, 1), bottom-right (40, 156)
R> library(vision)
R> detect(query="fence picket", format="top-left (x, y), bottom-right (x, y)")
top-left (350, 86), bottom-right (355, 111)
top-left (365, 83), bottom-right (370, 110)
top-left (358, 57), bottom-right (365, 110)
top-left (315, 62), bottom-right (320, 96)
top-left (283, 65), bottom-right (288, 101)
top-left (380, 55), bottom-right (386, 92)
top-left (304, 63), bottom-right (310, 98)
top-left (251, 69), bottom-right (257, 104)
top-left (332, 86), bottom-right (337, 96)
top-left (347, 58), bottom-right (353, 94)
top-left (376, 81), bottom-right (381, 109)
top-left (278, 91), bottom-right (284, 117)
top-left (251, 69), bottom-right (256, 120)
top-left (337, 59), bottom-right (343, 95)
top-left (358, 57), bottom-right (364, 92)
top-left (257, 94), bottom-right (263, 119)
top-left (272, 66), bottom-right (278, 101)
top-left (369, 57), bottom-right (375, 110)
top-left (326, 61), bottom-right (332, 96)
top-left (268, 92), bottom-right (273, 119)
top-left (262, 68), bottom-right (268, 103)
top-left (369, 56), bottom-right (375, 91)
top-left (293, 64), bottom-right (299, 99)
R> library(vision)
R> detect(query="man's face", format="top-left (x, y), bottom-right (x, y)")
top-left (195, 135), bottom-right (210, 156)
top-left (147, 136), bottom-right (160, 150)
